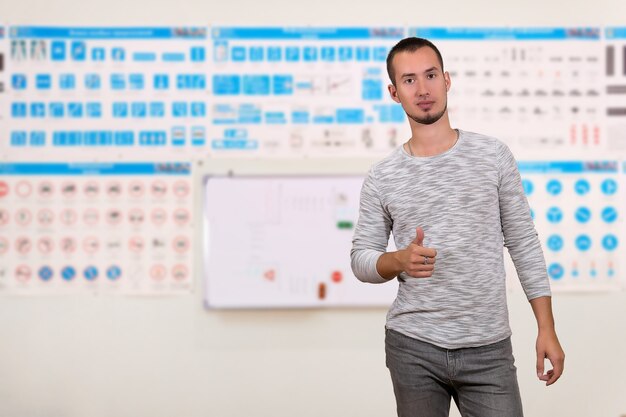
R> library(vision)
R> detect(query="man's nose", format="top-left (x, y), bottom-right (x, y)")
top-left (414, 78), bottom-right (428, 97)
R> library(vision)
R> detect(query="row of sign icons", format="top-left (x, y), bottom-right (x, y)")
top-left (544, 233), bottom-right (619, 252)
top-left (522, 178), bottom-right (618, 196)
top-left (7, 264), bottom-right (189, 282)
top-left (0, 235), bottom-right (191, 255)
top-left (0, 180), bottom-right (190, 198)
top-left (0, 207), bottom-right (190, 227)
top-left (547, 261), bottom-right (616, 280)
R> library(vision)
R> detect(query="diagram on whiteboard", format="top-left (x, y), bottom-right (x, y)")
top-left (203, 175), bottom-right (398, 308)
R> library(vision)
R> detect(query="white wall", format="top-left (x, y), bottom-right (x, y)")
top-left (2, 1), bottom-right (626, 416)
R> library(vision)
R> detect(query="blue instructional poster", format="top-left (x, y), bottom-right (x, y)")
top-left (4, 26), bottom-right (209, 161)
top-left (0, 27), bottom-right (5, 124)
top-left (605, 27), bottom-right (626, 154)
top-left (210, 27), bottom-right (409, 157)
top-left (0, 162), bottom-right (194, 295)
top-left (409, 27), bottom-right (607, 159)
top-left (2, 24), bottom-right (626, 297)
top-left (518, 160), bottom-right (623, 290)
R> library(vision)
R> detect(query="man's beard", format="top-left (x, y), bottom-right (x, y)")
top-left (406, 101), bottom-right (447, 125)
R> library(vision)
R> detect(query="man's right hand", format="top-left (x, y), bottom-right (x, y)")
top-left (395, 227), bottom-right (438, 278)
top-left (375, 227), bottom-right (438, 280)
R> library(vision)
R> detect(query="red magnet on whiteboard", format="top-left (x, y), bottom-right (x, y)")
top-left (263, 269), bottom-right (276, 281)
top-left (318, 282), bottom-right (326, 300)
top-left (331, 270), bottom-right (343, 283)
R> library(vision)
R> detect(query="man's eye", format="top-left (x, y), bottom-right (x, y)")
top-left (427, 73), bottom-right (437, 79)
top-left (404, 79), bottom-right (414, 84)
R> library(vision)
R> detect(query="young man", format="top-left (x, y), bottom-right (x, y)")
top-left (350, 37), bottom-right (565, 417)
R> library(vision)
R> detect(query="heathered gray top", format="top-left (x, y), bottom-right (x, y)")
top-left (351, 129), bottom-right (551, 349)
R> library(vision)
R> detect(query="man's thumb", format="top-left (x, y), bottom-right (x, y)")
top-left (412, 227), bottom-right (424, 246)
top-left (536, 356), bottom-right (545, 379)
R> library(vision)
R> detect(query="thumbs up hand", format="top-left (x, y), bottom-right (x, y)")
top-left (399, 227), bottom-right (437, 278)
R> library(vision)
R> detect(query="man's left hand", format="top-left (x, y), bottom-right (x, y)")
top-left (536, 330), bottom-right (565, 386)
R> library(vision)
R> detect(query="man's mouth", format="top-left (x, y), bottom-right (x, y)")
top-left (417, 101), bottom-right (435, 110)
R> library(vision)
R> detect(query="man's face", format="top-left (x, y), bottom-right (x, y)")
top-left (388, 47), bottom-right (451, 126)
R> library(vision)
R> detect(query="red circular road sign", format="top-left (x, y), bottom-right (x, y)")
top-left (83, 208), bottom-right (99, 225)
top-left (172, 180), bottom-right (190, 198)
top-left (61, 181), bottom-right (77, 198)
top-left (59, 209), bottom-right (78, 226)
top-left (16, 181), bottom-right (33, 198)
top-left (128, 236), bottom-right (145, 253)
top-left (37, 209), bottom-right (54, 226)
top-left (172, 264), bottom-right (188, 281)
top-left (0, 181), bottom-right (9, 198)
top-left (106, 181), bottom-right (122, 198)
top-left (15, 208), bottom-right (32, 226)
top-left (151, 208), bottom-right (167, 225)
top-left (128, 181), bottom-right (145, 198)
top-left (15, 265), bottom-right (32, 282)
top-left (83, 181), bottom-right (100, 198)
top-left (60, 237), bottom-right (77, 254)
top-left (38, 181), bottom-right (54, 198)
top-left (172, 208), bottom-right (190, 226)
top-left (151, 181), bottom-right (167, 198)
top-left (128, 208), bottom-right (145, 226)
top-left (37, 237), bottom-right (54, 254)
top-left (150, 264), bottom-right (167, 281)
top-left (15, 237), bottom-right (32, 254)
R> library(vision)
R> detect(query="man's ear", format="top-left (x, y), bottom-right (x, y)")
top-left (388, 84), bottom-right (400, 103)
top-left (444, 71), bottom-right (451, 92)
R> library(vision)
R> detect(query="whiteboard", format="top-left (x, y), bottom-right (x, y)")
top-left (203, 175), bottom-right (398, 308)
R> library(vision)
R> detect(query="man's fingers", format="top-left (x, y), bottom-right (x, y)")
top-left (408, 248), bottom-right (437, 259)
top-left (411, 264), bottom-right (434, 272)
top-left (546, 360), bottom-right (564, 386)
top-left (406, 269), bottom-right (435, 278)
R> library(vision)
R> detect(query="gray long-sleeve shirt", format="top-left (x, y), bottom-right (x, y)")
top-left (351, 130), bottom-right (551, 349)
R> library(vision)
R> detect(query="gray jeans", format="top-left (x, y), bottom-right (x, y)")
top-left (385, 328), bottom-right (524, 417)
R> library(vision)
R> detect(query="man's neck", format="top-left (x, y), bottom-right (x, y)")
top-left (405, 115), bottom-right (457, 157)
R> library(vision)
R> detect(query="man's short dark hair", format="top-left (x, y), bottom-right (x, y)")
top-left (386, 37), bottom-right (445, 86)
